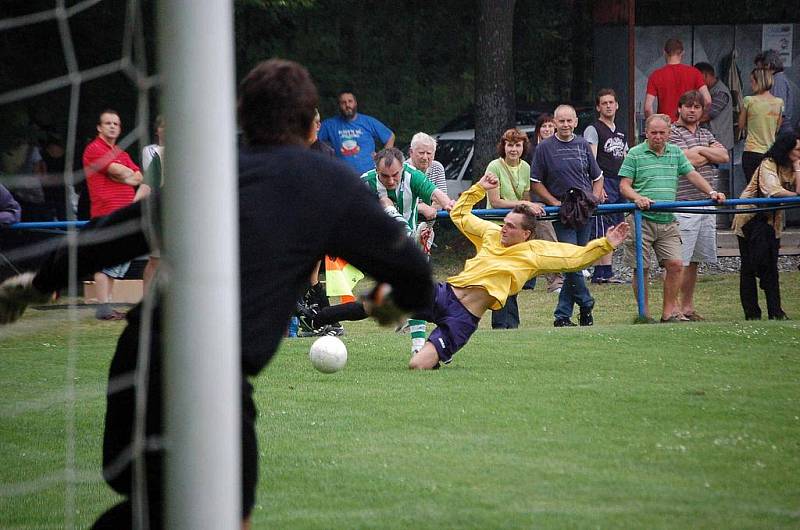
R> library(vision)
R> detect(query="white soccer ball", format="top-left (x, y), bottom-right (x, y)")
top-left (309, 336), bottom-right (347, 373)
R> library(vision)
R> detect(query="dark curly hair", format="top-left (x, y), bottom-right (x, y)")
top-left (763, 132), bottom-right (800, 169)
top-left (238, 59), bottom-right (319, 146)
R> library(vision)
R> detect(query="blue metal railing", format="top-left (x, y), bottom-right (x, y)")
top-left (10, 197), bottom-right (800, 319)
top-left (437, 196), bottom-right (800, 319)
top-left (8, 220), bottom-right (89, 230)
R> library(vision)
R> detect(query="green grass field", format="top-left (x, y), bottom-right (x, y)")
top-left (1, 272), bottom-right (799, 529)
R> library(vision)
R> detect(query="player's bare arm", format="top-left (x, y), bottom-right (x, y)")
top-left (431, 188), bottom-right (455, 211)
top-left (478, 172), bottom-right (499, 190)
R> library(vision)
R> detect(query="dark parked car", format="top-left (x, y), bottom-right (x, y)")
top-left (434, 103), bottom-right (595, 199)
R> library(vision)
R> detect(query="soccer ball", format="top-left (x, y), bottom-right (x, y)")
top-left (309, 336), bottom-right (347, 373)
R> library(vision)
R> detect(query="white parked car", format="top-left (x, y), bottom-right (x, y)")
top-left (434, 126), bottom-right (535, 200)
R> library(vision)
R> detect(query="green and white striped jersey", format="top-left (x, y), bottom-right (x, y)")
top-left (361, 163), bottom-right (436, 232)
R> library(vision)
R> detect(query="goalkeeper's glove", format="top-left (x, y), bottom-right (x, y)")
top-left (0, 273), bottom-right (54, 325)
top-left (360, 283), bottom-right (407, 327)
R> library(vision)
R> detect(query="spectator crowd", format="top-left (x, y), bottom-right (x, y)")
top-left (2, 39), bottom-right (799, 326)
top-left (0, 48), bottom-right (798, 530)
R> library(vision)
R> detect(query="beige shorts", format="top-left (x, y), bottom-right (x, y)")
top-left (624, 216), bottom-right (682, 269)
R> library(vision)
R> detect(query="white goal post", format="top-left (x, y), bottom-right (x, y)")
top-left (158, 1), bottom-right (241, 528)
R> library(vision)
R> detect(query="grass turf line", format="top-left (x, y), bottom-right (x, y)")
top-left (0, 272), bottom-right (798, 528)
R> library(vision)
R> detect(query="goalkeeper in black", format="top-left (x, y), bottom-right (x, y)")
top-left (0, 59), bottom-right (432, 529)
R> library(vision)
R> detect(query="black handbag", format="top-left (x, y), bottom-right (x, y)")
top-left (741, 166), bottom-right (776, 272)
top-left (559, 187), bottom-right (597, 229)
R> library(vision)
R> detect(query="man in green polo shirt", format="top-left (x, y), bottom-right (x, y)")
top-left (619, 113), bottom-right (725, 323)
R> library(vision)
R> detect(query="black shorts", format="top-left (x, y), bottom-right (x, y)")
top-left (97, 304), bottom-right (258, 528)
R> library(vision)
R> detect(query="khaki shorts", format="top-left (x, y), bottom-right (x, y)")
top-left (533, 219), bottom-right (557, 242)
top-left (623, 216), bottom-right (682, 269)
top-left (676, 213), bottom-right (717, 265)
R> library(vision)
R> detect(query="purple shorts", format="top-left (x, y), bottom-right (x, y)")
top-left (423, 282), bottom-right (481, 364)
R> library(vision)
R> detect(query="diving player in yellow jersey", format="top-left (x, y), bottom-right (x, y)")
top-left (407, 172), bottom-right (630, 370)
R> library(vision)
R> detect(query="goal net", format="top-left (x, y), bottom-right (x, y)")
top-left (0, 1), bottom-right (240, 528)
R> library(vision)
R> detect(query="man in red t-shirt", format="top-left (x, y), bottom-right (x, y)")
top-left (644, 38), bottom-right (711, 122)
top-left (82, 109), bottom-right (147, 320)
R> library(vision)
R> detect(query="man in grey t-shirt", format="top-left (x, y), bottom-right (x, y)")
top-left (694, 62), bottom-right (734, 150)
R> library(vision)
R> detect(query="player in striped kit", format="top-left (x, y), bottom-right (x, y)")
top-left (362, 147), bottom-right (453, 352)
top-left (299, 147), bottom-right (452, 353)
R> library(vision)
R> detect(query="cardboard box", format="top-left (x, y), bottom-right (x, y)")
top-left (83, 280), bottom-right (143, 304)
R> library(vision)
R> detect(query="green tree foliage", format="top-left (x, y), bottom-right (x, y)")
top-left (234, 0), bottom-right (479, 143)
top-left (513, 1), bottom-right (594, 104)
top-left (233, 0), bottom-right (600, 146)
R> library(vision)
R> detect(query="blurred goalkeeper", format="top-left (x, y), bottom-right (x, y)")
top-left (0, 59), bottom-right (432, 529)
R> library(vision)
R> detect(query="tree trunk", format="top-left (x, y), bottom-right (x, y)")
top-left (472, 0), bottom-right (516, 183)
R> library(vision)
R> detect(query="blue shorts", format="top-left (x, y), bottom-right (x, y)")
top-left (418, 282), bottom-right (480, 364)
top-left (590, 212), bottom-right (624, 240)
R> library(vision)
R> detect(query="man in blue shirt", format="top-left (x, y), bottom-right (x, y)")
top-left (318, 91), bottom-right (395, 174)
top-left (531, 104), bottom-right (604, 328)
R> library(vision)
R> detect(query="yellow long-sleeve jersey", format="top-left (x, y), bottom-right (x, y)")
top-left (446, 184), bottom-right (614, 310)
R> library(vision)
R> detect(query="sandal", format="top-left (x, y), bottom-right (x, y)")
top-left (684, 312), bottom-right (705, 322)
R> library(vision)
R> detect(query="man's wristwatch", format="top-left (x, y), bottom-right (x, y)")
top-left (708, 190), bottom-right (718, 197)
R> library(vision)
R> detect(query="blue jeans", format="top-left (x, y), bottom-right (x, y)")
top-left (553, 221), bottom-right (594, 320)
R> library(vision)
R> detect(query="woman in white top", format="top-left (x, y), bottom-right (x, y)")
top-left (141, 115), bottom-right (165, 171)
